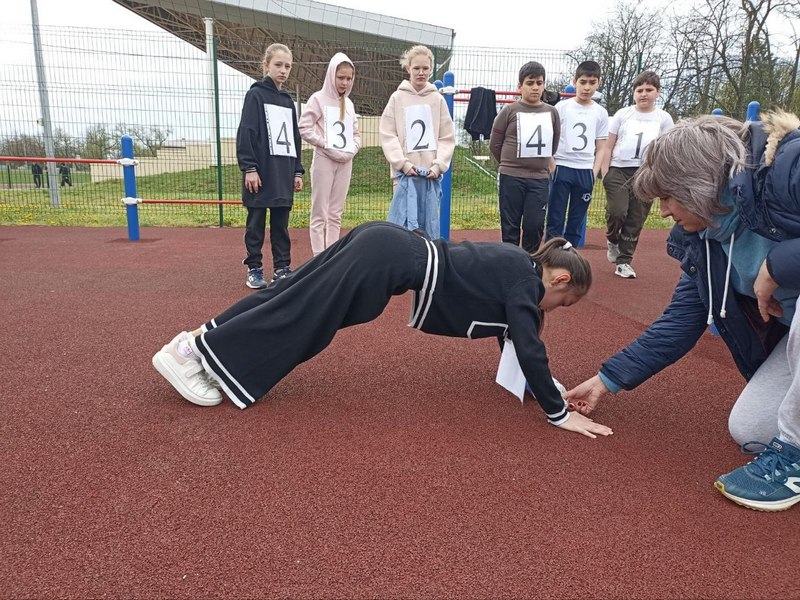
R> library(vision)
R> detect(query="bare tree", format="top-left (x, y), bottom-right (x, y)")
top-left (0, 133), bottom-right (45, 158)
top-left (53, 128), bottom-right (81, 160)
top-left (128, 126), bottom-right (172, 157)
top-left (570, 0), bottom-right (799, 119)
top-left (83, 124), bottom-right (117, 159)
top-left (663, 0), bottom-right (737, 114)
top-left (569, 0), bottom-right (668, 114)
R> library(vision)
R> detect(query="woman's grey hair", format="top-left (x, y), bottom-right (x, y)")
top-left (633, 115), bottom-right (750, 225)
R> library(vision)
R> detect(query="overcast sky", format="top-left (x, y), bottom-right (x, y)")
top-left (7, 0), bottom-right (621, 49)
top-left (3, 0), bottom-right (795, 141)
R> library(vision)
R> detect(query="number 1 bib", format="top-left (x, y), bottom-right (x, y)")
top-left (404, 104), bottom-right (436, 154)
top-left (264, 104), bottom-right (297, 158)
top-left (617, 119), bottom-right (660, 161)
top-left (517, 112), bottom-right (553, 158)
top-left (324, 106), bottom-right (355, 153)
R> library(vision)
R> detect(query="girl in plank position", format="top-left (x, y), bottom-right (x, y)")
top-left (152, 221), bottom-right (612, 439)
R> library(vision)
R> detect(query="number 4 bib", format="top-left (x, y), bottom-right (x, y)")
top-left (517, 112), bottom-right (553, 158)
top-left (264, 104), bottom-right (297, 158)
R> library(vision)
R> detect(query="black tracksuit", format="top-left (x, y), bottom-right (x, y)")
top-left (191, 222), bottom-right (568, 423)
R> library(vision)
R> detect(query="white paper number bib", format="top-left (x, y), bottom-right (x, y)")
top-left (517, 112), bottom-right (553, 158)
top-left (496, 338), bottom-right (526, 403)
top-left (617, 119), bottom-right (660, 161)
top-left (324, 106), bottom-right (355, 153)
top-left (565, 120), bottom-right (596, 153)
top-left (404, 104), bottom-right (436, 154)
top-left (264, 104), bottom-right (297, 158)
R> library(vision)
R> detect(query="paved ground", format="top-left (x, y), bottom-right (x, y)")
top-left (1, 225), bottom-right (795, 598)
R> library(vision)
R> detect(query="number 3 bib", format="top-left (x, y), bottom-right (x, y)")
top-left (517, 112), bottom-right (553, 158)
top-left (404, 105), bottom-right (437, 154)
top-left (264, 104), bottom-right (297, 158)
top-left (324, 106), bottom-right (355, 153)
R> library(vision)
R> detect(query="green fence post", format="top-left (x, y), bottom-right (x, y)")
top-left (212, 32), bottom-right (224, 227)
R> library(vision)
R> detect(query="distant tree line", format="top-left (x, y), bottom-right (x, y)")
top-left (0, 124), bottom-right (172, 164)
top-left (570, 0), bottom-right (800, 118)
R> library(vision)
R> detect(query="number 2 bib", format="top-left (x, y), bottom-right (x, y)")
top-left (404, 104), bottom-right (436, 154)
top-left (264, 104), bottom-right (297, 158)
top-left (517, 112), bottom-right (553, 158)
top-left (324, 106), bottom-right (355, 153)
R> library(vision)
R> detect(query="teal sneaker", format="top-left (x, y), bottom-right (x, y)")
top-left (715, 438), bottom-right (800, 512)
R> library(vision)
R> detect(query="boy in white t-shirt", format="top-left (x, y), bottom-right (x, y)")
top-left (601, 71), bottom-right (674, 279)
top-left (546, 61), bottom-right (609, 246)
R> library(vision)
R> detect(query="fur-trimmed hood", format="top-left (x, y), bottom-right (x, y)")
top-left (762, 110), bottom-right (800, 166)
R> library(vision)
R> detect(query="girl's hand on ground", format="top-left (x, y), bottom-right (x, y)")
top-left (563, 374), bottom-right (608, 415)
top-left (294, 176), bottom-right (303, 192)
top-left (555, 412), bottom-right (613, 439)
top-left (245, 171), bottom-right (261, 194)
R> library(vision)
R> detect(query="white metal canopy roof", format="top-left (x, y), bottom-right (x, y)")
top-left (112, 0), bottom-right (455, 114)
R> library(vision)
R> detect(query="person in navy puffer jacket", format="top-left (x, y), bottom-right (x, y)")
top-left (565, 112), bottom-right (800, 512)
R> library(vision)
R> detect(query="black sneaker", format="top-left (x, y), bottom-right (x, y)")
top-left (271, 267), bottom-right (292, 282)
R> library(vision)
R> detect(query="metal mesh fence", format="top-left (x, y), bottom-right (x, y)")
top-left (0, 24), bottom-right (671, 230)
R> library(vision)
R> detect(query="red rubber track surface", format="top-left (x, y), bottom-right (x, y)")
top-left (1, 225), bottom-right (795, 599)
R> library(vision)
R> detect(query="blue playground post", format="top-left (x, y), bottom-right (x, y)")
top-left (440, 71), bottom-right (455, 240)
top-left (711, 108), bottom-right (723, 116)
top-left (121, 135), bottom-right (140, 241)
top-left (746, 101), bottom-right (760, 121)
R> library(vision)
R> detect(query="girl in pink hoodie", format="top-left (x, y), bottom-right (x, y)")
top-left (299, 53), bottom-right (361, 255)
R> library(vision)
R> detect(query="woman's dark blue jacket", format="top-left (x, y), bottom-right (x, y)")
top-left (601, 117), bottom-right (800, 390)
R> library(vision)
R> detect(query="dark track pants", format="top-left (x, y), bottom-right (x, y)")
top-left (193, 222), bottom-right (430, 408)
top-left (498, 174), bottom-right (549, 253)
top-left (243, 206), bottom-right (291, 270)
top-left (546, 166), bottom-right (594, 246)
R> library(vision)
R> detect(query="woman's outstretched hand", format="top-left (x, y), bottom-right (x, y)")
top-left (555, 412), bottom-right (613, 439)
top-left (563, 374), bottom-right (608, 415)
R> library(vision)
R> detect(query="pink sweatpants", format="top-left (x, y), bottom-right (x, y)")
top-left (309, 153), bottom-right (353, 255)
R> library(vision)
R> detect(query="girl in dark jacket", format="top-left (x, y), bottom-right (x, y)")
top-left (152, 222), bottom-right (612, 439)
top-left (566, 112), bottom-right (800, 512)
top-left (237, 43), bottom-right (305, 289)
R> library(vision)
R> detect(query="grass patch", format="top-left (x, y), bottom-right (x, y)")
top-left (0, 147), bottom-right (672, 230)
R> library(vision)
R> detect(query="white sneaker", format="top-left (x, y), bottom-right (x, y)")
top-left (169, 331), bottom-right (222, 390)
top-left (607, 241), bottom-right (620, 263)
top-left (152, 335), bottom-right (223, 406)
top-left (614, 263), bottom-right (637, 279)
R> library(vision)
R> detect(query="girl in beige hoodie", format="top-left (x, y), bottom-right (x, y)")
top-left (379, 45), bottom-right (455, 182)
top-left (299, 53), bottom-right (361, 255)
